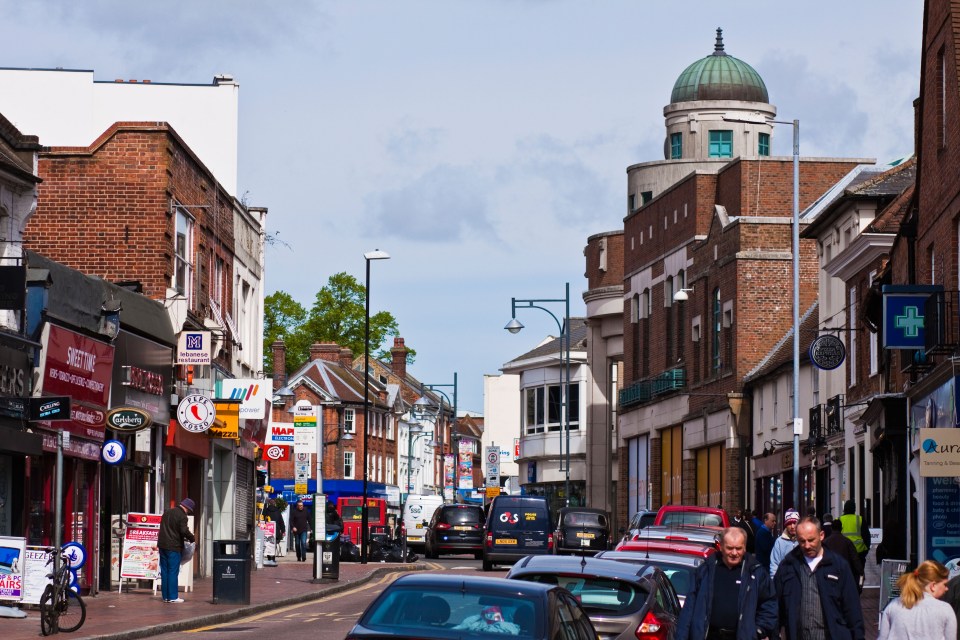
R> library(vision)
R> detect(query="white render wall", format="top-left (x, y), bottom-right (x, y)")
top-left (0, 68), bottom-right (239, 194)
top-left (483, 373), bottom-right (520, 483)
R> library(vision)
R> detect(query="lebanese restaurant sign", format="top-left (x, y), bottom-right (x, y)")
top-left (36, 324), bottom-right (115, 440)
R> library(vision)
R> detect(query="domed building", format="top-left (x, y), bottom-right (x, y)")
top-left (627, 29), bottom-right (777, 207)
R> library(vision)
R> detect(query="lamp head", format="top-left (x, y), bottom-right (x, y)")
top-left (364, 249), bottom-right (390, 261)
top-left (341, 431), bottom-right (355, 441)
top-left (504, 318), bottom-right (524, 334)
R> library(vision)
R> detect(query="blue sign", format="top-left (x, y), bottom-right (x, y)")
top-left (882, 285), bottom-right (941, 350)
top-left (925, 476), bottom-right (960, 574)
top-left (101, 440), bottom-right (126, 465)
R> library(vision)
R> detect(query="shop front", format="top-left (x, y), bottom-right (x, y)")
top-left (753, 445), bottom-right (813, 519)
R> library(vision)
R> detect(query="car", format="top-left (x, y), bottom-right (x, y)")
top-left (595, 549), bottom-right (705, 606)
top-left (553, 507), bottom-right (611, 555)
top-left (506, 554), bottom-right (680, 640)
top-left (345, 572), bottom-right (599, 640)
top-left (483, 495), bottom-right (553, 571)
top-left (614, 539), bottom-right (717, 559)
top-left (654, 504), bottom-right (730, 527)
top-left (619, 509), bottom-right (658, 545)
top-left (623, 524), bottom-right (723, 547)
top-left (400, 494), bottom-right (444, 549)
top-left (424, 504), bottom-right (485, 559)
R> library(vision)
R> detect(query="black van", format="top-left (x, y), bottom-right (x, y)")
top-left (482, 495), bottom-right (552, 571)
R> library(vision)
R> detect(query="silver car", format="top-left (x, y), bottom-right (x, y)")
top-left (595, 549), bottom-right (704, 606)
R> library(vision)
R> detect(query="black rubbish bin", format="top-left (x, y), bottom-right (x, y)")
top-left (320, 533), bottom-right (340, 580)
top-left (213, 540), bottom-right (251, 604)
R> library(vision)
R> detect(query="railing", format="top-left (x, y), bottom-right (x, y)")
top-left (619, 367), bottom-right (686, 409)
top-left (925, 290), bottom-right (960, 356)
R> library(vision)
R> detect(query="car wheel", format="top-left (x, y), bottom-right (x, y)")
top-left (474, 550), bottom-right (483, 560)
top-left (482, 558), bottom-right (493, 571)
top-left (425, 538), bottom-right (438, 559)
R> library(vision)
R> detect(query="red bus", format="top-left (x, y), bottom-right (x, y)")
top-left (337, 496), bottom-right (388, 545)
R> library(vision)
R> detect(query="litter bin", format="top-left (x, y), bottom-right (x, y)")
top-left (213, 540), bottom-right (251, 604)
top-left (320, 532), bottom-right (340, 580)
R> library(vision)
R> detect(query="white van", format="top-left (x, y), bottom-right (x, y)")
top-left (402, 495), bottom-right (444, 548)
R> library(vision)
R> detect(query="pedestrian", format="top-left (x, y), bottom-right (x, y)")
top-left (775, 516), bottom-right (865, 640)
top-left (674, 526), bottom-right (778, 640)
top-left (755, 512), bottom-right (776, 571)
top-left (157, 498), bottom-right (196, 603)
top-left (839, 499), bottom-right (871, 569)
top-left (262, 498), bottom-right (286, 562)
top-left (733, 508), bottom-right (756, 553)
top-left (325, 498), bottom-right (343, 535)
top-left (942, 573), bottom-right (960, 640)
top-left (769, 508), bottom-right (799, 578)
top-left (290, 499), bottom-right (312, 562)
top-left (822, 513), bottom-right (864, 593)
top-left (878, 560), bottom-right (955, 640)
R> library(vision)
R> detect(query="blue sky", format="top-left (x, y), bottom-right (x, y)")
top-left (0, 1), bottom-right (923, 412)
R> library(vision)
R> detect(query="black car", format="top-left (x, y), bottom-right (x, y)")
top-left (553, 507), bottom-right (610, 555)
top-left (424, 504), bottom-right (485, 559)
top-left (619, 509), bottom-right (658, 545)
top-left (346, 573), bottom-right (598, 640)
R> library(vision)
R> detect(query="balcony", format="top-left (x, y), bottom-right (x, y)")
top-left (619, 367), bottom-right (686, 410)
top-left (925, 290), bottom-right (960, 356)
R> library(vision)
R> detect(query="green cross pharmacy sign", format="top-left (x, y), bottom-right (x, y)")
top-left (882, 285), bottom-right (942, 350)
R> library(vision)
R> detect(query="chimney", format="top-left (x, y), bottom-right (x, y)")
top-left (339, 347), bottom-right (354, 368)
top-left (309, 342), bottom-right (341, 362)
top-left (271, 340), bottom-right (286, 390)
top-left (391, 337), bottom-right (408, 380)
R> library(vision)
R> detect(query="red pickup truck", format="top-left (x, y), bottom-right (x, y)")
top-left (654, 505), bottom-right (730, 528)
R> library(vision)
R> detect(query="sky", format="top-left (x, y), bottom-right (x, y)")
top-left (0, 1), bottom-right (923, 413)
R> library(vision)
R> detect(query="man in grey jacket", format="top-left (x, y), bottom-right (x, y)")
top-left (770, 508), bottom-right (799, 578)
top-left (158, 498), bottom-right (196, 603)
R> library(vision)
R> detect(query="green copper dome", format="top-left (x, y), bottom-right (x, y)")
top-left (670, 29), bottom-right (769, 104)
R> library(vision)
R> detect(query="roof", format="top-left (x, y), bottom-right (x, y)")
top-left (456, 413), bottom-right (483, 440)
top-left (287, 356), bottom-right (385, 407)
top-left (671, 29), bottom-right (769, 103)
top-left (743, 301), bottom-right (819, 383)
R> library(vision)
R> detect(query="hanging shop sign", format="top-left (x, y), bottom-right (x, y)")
top-left (28, 396), bottom-right (71, 422)
top-left (919, 427), bottom-right (960, 477)
top-left (218, 378), bottom-right (271, 419)
top-left (106, 407), bottom-right (152, 433)
top-left (264, 420), bottom-right (294, 445)
top-left (208, 400), bottom-right (240, 439)
top-left (176, 394), bottom-right (216, 433)
top-left (176, 331), bottom-right (211, 365)
top-left (264, 444), bottom-right (290, 461)
top-left (101, 439), bottom-right (126, 465)
top-left (882, 285), bottom-right (941, 350)
top-left (809, 335), bottom-right (846, 370)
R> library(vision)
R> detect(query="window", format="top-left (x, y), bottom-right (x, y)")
top-left (524, 382), bottom-right (580, 435)
top-left (709, 130), bottom-right (733, 158)
top-left (173, 206), bottom-right (195, 301)
top-left (628, 194), bottom-right (637, 212)
top-left (758, 132), bottom-right (770, 156)
top-left (212, 255), bottom-right (225, 307)
top-left (343, 408), bottom-right (355, 434)
top-left (670, 132), bottom-right (682, 159)
top-left (344, 451), bottom-right (355, 479)
top-left (641, 191), bottom-right (653, 205)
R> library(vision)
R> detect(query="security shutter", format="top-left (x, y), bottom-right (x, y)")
top-left (234, 457), bottom-right (254, 538)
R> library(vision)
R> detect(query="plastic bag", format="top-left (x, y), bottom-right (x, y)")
top-left (181, 541), bottom-right (196, 564)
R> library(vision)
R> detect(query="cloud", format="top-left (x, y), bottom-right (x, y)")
top-left (384, 124), bottom-right (445, 163)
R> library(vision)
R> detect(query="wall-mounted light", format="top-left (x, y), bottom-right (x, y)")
top-left (673, 288), bottom-right (694, 303)
top-left (101, 298), bottom-right (122, 341)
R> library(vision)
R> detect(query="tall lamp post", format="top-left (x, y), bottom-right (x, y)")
top-left (361, 249), bottom-right (389, 565)
top-left (422, 374), bottom-right (458, 498)
top-left (505, 283), bottom-right (571, 507)
top-left (724, 113), bottom-right (801, 511)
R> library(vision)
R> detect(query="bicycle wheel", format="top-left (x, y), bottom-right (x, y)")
top-left (39, 584), bottom-right (59, 636)
top-left (57, 589), bottom-right (86, 633)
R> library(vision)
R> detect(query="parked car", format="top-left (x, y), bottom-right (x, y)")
top-left (654, 504), bottom-right (730, 527)
top-left (623, 524), bottom-right (723, 547)
top-left (400, 494), bottom-right (444, 549)
top-left (619, 509), bottom-right (658, 545)
top-left (595, 549), bottom-right (705, 606)
top-left (424, 504), bottom-right (485, 559)
top-left (345, 572), bottom-right (598, 640)
top-left (614, 539), bottom-right (717, 560)
top-left (483, 495), bottom-right (553, 571)
top-left (506, 554), bottom-right (680, 640)
top-left (553, 507), bottom-right (611, 555)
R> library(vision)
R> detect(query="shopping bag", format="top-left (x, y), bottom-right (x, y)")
top-left (181, 541), bottom-right (196, 564)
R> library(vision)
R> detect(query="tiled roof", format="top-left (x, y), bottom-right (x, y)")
top-left (511, 317), bottom-right (588, 362)
top-left (848, 157), bottom-right (916, 198)
top-left (744, 302), bottom-right (820, 383)
top-left (288, 357), bottom-right (386, 407)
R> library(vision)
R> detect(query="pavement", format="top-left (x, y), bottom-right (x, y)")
top-left (1, 551), bottom-right (884, 640)
top-left (3, 549), bottom-right (422, 640)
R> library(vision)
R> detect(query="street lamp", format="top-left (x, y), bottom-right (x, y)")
top-left (361, 248), bottom-right (389, 564)
top-left (505, 282), bottom-right (572, 507)
top-left (724, 113), bottom-right (801, 511)
top-left (421, 375), bottom-right (458, 498)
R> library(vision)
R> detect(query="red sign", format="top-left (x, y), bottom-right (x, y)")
top-left (38, 325), bottom-right (115, 441)
top-left (264, 444), bottom-right (290, 461)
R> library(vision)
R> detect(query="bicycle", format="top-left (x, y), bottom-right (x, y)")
top-left (39, 547), bottom-right (86, 635)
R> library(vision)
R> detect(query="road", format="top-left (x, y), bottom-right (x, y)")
top-left (150, 555), bottom-right (505, 639)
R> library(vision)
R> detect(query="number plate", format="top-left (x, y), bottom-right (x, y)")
top-left (454, 525), bottom-right (472, 531)
top-left (496, 538), bottom-right (517, 545)
top-left (415, 523), bottom-right (423, 529)
top-left (576, 532), bottom-right (595, 539)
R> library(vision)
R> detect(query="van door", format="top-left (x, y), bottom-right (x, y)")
top-left (490, 502), bottom-right (550, 553)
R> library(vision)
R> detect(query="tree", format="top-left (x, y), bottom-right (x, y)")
top-left (263, 272), bottom-right (414, 376)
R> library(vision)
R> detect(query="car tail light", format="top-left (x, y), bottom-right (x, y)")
top-left (635, 610), bottom-right (668, 639)
top-left (400, 522), bottom-right (406, 537)
top-left (436, 523), bottom-right (451, 530)
top-left (486, 532), bottom-right (493, 547)
top-left (547, 532), bottom-right (554, 550)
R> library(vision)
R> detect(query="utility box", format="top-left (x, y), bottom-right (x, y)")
top-left (320, 534), bottom-right (340, 580)
top-left (212, 540), bottom-right (251, 604)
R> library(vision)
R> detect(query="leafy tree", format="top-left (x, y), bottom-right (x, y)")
top-left (263, 272), bottom-right (414, 376)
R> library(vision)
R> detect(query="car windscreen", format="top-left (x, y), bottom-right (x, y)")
top-left (361, 586), bottom-right (542, 638)
top-left (660, 512), bottom-right (723, 527)
top-left (562, 512), bottom-right (606, 528)
top-left (492, 506), bottom-right (549, 531)
top-left (441, 507), bottom-right (483, 525)
top-left (516, 574), bottom-right (648, 615)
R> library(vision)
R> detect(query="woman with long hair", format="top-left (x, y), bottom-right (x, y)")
top-left (878, 560), bottom-right (956, 640)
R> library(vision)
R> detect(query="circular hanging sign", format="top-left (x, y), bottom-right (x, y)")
top-left (106, 407), bottom-right (152, 432)
top-left (61, 542), bottom-right (86, 570)
top-left (101, 440), bottom-right (126, 465)
top-left (177, 394), bottom-right (216, 433)
top-left (809, 334), bottom-right (846, 370)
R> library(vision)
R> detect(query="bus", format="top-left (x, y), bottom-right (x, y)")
top-left (337, 496), bottom-right (388, 547)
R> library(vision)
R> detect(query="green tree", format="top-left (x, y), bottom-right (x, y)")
top-left (263, 272), bottom-right (414, 376)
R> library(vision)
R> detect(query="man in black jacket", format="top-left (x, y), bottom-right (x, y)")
top-left (290, 499), bottom-right (312, 562)
top-left (775, 517), bottom-right (864, 640)
top-left (158, 498), bottom-right (195, 603)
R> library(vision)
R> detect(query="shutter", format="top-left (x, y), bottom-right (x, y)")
top-left (234, 457), bottom-right (254, 538)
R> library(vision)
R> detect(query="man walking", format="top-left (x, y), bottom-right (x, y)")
top-left (838, 500), bottom-right (871, 570)
top-left (675, 527), bottom-right (778, 640)
top-left (733, 508), bottom-right (756, 553)
top-left (755, 512), bottom-right (776, 571)
top-left (158, 498), bottom-right (196, 603)
top-left (770, 509), bottom-right (799, 578)
top-left (290, 499), bottom-right (312, 562)
top-left (775, 517), bottom-right (864, 640)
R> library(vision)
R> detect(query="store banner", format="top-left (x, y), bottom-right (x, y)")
top-left (219, 378), bottom-right (271, 419)
top-left (919, 428), bottom-right (960, 477)
top-left (444, 454), bottom-right (455, 500)
top-left (209, 401), bottom-right (240, 439)
top-left (0, 536), bottom-right (26, 601)
top-left (458, 440), bottom-right (474, 490)
top-left (265, 420), bottom-right (294, 445)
